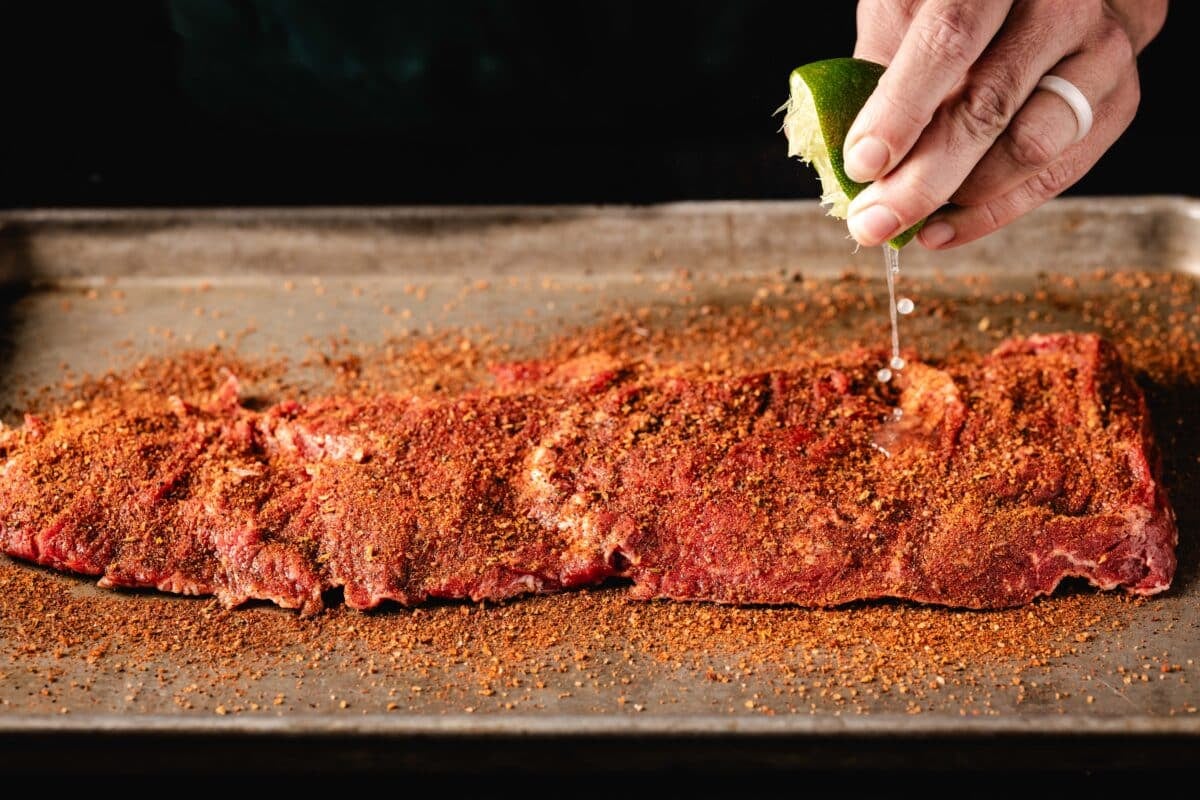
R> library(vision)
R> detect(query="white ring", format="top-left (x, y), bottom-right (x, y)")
top-left (1036, 75), bottom-right (1093, 144)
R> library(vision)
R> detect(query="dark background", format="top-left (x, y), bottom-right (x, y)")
top-left (1, 1), bottom-right (1194, 208)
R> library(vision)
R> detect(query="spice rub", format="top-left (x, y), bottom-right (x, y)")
top-left (0, 333), bottom-right (1176, 613)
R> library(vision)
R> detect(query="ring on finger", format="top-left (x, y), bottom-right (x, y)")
top-left (1035, 75), bottom-right (1094, 143)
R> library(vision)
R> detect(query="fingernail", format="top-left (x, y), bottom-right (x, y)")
top-left (848, 205), bottom-right (900, 246)
top-left (920, 221), bottom-right (955, 248)
top-left (844, 136), bottom-right (889, 182)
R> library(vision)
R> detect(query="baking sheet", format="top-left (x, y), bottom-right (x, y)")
top-left (0, 200), bottom-right (1196, 766)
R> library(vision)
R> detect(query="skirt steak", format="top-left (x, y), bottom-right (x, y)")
top-left (0, 333), bottom-right (1177, 613)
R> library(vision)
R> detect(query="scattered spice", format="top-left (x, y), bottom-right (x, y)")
top-left (0, 268), bottom-right (1195, 719)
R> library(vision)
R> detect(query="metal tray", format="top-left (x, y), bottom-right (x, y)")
top-left (0, 199), bottom-right (1197, 773)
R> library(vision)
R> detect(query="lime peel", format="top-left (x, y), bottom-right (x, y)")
top-left (781, 57), bottom-right (922, 249)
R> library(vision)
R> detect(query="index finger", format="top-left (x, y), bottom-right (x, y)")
top-left (852, 0), bottom-right (917, 66)
top-left (843, 0), bottom-right (1012, 182)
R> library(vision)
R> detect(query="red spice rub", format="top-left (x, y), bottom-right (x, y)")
top-left (0, 333), bottom-right (1176, 613)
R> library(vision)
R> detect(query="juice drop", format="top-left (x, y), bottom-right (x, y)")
top-left (879, 245), bottom-right (904, 383)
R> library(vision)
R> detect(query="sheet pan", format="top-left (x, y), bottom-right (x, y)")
top-left (0, 199), bottom-right (1196, 770)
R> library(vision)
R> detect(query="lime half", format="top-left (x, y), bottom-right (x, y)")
top-left (781, 57), bottom-right (921, 249)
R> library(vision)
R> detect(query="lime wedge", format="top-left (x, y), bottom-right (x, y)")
top-left (781, 57), bottom-right (922, 249)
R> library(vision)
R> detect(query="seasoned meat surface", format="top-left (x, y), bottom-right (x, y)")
top-left (0, 334), bottom-right (1176, 613)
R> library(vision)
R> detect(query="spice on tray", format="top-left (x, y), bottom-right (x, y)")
top-left (0, 268), bottom-right (1195, 718)
top-left (0, 554), bottom-right (1188, 717)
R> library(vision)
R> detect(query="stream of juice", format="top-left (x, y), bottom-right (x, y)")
top-left (876, 245), bottom-right (913, 384)
top-left (870, 245), bottom-right (915, 457)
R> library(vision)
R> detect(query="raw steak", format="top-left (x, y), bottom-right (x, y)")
top-left (0, 333), bottom-right (1177, 613)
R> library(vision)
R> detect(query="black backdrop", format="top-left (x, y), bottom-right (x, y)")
top-left (1, 1), bottom-right (1194, 208)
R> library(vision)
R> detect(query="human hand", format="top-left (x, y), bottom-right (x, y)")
top-left (842, 0), bottom-right (1167, 249)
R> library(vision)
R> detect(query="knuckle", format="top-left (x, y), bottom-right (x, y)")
top-left (916, 6), bottom-right (980, 67)
top-left (1030, 160), bottom-right (1075, 200)
top-left (1109, 72), bottom-right (1142, 126)
top-left (954, 78), bottom-right (1015, 142)
top-left (878, 80), bottom-right (932, 131)
top-left (1057, 0), bottom-right (1095, 34)
top-left (1005, 119), bottom-right (1059, 171)
top-left (898, 171), bottom-right (949, 219)
top-left (1095, 18), bottom-right (1135, 65)
top-left (977, 200), bottom-right (1006, 235)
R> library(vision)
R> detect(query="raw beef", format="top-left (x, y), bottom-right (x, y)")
top-left (0, 334), bottom-right (1176, 613)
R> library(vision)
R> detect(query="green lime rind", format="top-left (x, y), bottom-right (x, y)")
top-left (791, 58), bottom-right (881, 207)
top-left (888, 219), bottom-right (923, 249)
top-left (786, 57), bottom-right (923, 250)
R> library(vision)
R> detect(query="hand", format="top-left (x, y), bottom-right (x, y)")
top-left (842, 0), bottom-right (1167, 249)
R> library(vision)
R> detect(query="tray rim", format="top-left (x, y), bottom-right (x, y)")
top-left (3, 195), bottom-right (1197, 280)
top-left (1, 711), bottom-right (1197, 737)
top-left (1, 194), bottom-right (1197, 224)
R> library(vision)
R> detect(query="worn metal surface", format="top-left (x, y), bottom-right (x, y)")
top-left (0, 199), bottom-right (1196, 758)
